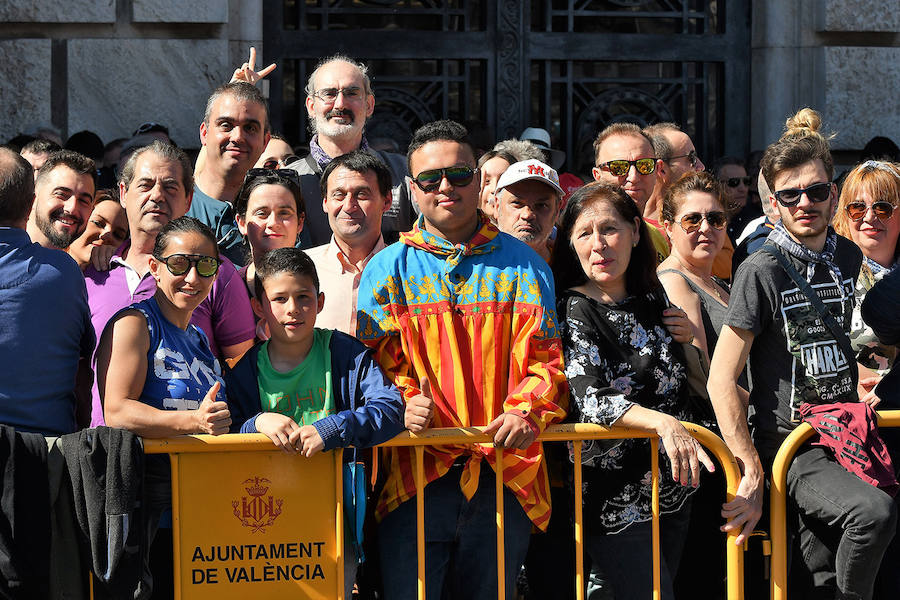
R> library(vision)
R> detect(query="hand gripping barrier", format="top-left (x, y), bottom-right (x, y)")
top-left (769, 409), bottom-right (900, 600)
top-left (142, 421), bottom-right (744, 600)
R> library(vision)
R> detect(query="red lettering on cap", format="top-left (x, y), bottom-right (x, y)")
top-left (527, 165), bottom-right (545, 176)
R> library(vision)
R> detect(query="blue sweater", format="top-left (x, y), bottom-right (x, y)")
top-left (224, 330), bottom-right (405, 453)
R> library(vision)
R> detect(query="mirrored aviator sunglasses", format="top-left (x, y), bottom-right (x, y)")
top-left (773, 182), bottom-right (832, 207)
top-left (601, 158), bottom-right (656, 177)
top-left (413, 166), bottom-right (476, 192)
top-left (845, 200), bottom-right (896, 222)
top-left (679, 211), bottom-right (727, 233)
top-left (157, 254), bottom-right (220, 277)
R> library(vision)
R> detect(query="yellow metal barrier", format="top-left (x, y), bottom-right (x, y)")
top-left (145, 421), bottom-right (743, 600)
top-left (769, 409), bottom-right (900, 600)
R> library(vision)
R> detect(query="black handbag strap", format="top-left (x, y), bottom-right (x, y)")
top-left (759, 243), bottom-right (855, 367)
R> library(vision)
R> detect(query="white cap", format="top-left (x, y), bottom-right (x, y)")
top-left (495, 159), bottom-right (564, 196)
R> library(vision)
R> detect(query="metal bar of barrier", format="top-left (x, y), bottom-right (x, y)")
top-left (651, 437), bottom-right (661, 600)
top-left (574, 442), bottom-right (584, 600)
top-left (495, 448), bottom-right (505, 600)
top-left (143, 421), bottom-right (743, 600)
top-left (769, 409), bottom-right (900, 600)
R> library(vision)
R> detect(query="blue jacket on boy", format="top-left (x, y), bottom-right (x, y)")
top-left (224, 329), bottom-right (406, 452)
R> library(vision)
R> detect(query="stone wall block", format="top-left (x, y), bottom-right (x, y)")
top-left (132, 0), bottom-right (228, 23)
top-left (0, 39), bottom-right (52, 142)
top-left (825, 47), bottom-right (900, 148)
top-left (0, 1), bottom-right (114, 23)
top-left (823, 0), bottom-right (900, 32)
top-left (67, 39), bottom-right (231, 148)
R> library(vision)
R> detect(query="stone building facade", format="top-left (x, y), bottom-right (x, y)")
top-left (2, 1), bottom-right (898, 162)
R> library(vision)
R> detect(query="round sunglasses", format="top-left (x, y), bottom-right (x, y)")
top-left (773, 182), bottom-right (833, 207)
top-left (845, 200), bottom-right (897, 222)
top-left (412, 166), bottom-right (477, 193)
top-left (677, 211), bottom-right (727, 233)
top-left (154, 253), bottom-right (220, 277)
top-left (596, 158), bottom-right (656, 177)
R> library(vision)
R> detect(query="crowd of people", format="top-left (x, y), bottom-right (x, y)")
top-left (3, 49), bottom-right (900, 600)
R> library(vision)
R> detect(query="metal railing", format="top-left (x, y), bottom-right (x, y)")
top-left (144, 421), bottom-right (744, 600)
top-left (769, 409), bottom-right (900, 600)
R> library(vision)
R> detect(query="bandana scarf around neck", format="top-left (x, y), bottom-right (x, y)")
top-left (767, 220), bottom-right (847, 300)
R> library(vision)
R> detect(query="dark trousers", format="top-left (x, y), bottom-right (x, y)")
top-left (377, 463), bottom-right (532, 600)
top-left (584, 498), bottom-right (691, 600)
top-left (787, 445), bottom-right (897, 600)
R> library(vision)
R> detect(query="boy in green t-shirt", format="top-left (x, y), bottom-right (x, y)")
top-left (226, 247), bottom-right (405, 452)
top-left (225, 248), bottom-right (405, 595)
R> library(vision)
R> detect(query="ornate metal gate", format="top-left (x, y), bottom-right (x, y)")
top-left (263, 0), bottom-right (749, 177)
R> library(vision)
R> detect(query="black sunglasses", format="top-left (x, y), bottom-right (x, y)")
top-left (412, 166), bottom-right (477, 193)
top-left (773, 182), bottom-right (833, 207)
top-left (245, 168), bottom-right (301, 186)
top-left (261, 155), bottom-right (300, 170)
top-left (154, 253), bottom-right (220, 278)
top-left (723, 176), bottom-right (752, 188)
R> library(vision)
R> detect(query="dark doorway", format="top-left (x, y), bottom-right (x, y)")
top-left (264, 0), bottom-right (750, 177)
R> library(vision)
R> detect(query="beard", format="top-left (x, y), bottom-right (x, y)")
top-left (35, 208), bottom-right (84, 249)
top-left (310, 109), bottom-right (363, 140)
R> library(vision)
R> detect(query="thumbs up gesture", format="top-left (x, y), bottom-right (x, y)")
top-left (405, 377), bottom-right (434, 433)
top-left (194, 382), bottom-right (231, 436)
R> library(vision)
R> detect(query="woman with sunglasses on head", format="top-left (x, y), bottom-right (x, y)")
top-left (234, 169), bottom-right (306, 297)
top-left (552, 181), bottom-right (714, 600)
top-left (95, 216), bottom-right (230, 598)
top-left (832, 160), bottom-right (900, 408)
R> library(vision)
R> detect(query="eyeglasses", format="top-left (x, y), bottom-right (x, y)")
top-left (260, 155), bottom-right (300, 170)
top-left (723, 176), bottom-right (752, 188)
top-left (312, 87), bottom-right (364, 103)
top-left (670, 150), bottom-right (700, 169)
top-left (595, 158), bottom-right (656, 177)
top-left (773, 182), bottom-right (833, 207)
top-left (845, 201), bottom-right (897, 222)
top-left (412, 166), bottom-right (477, 193)
top-left (677, 211), bottom-right (728, 233)
top-left (245, 168), bottom-right (301, 186)
top-left (154, 253), bottom-right (220, 277)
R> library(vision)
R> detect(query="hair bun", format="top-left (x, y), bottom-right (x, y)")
top-left (784, 108), bottom-right (822, 137)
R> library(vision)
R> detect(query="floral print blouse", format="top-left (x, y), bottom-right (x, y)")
top-left (559, 287), bottom-right (698, 534)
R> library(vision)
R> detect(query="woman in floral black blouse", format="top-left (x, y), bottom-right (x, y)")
top-left (550, 181), bottom-right (714, 599)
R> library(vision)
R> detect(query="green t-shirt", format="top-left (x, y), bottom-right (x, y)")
top-left (257, 328), bottom-right (334, 426)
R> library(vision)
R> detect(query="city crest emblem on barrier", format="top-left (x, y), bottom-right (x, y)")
top-left (232, 476), bottom-right (283, 533)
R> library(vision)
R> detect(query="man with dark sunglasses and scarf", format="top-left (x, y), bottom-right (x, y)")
top-left (284, 55), bottom-right (414, 248)
top-left (708, 110), bottom-right (895, 600)
top-left (356, 120), bottom-right (567, 600)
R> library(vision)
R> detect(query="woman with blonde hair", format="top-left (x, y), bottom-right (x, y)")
top-left (833, 160), bottom-right (900, 405)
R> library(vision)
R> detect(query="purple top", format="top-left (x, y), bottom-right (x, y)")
top-left (85, 241), bottom-right (254, 426)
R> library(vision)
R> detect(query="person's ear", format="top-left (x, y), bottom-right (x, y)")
top-left (148, 255), bottom-right (161, 282)
top-left (317, 291), bottom-right (325, 314)
top-left (632, 216), bottom-right (642, 243)
top-left (199, 121), bottom-right (208, 147)
top-left (251, 296), bottom-right (265, 320)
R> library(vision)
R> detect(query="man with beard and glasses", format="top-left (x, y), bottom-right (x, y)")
top-left (285, 54), bottom-right (413, 248)
top-left (708, 109), bottom-right (895, 599)
top-left (188, 82), bottom-right (271, 264)
top-left (26, 150), bottom-right (96, 251)
top-left (494, 158), bottom-right (563, 262)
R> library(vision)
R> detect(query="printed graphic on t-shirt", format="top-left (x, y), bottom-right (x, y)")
top-left (153, 346), bottom-right (225, 410)
top-left (267, 388), bottom-right (332, 426)
top-left (780, 278), bottom-right (856, 421)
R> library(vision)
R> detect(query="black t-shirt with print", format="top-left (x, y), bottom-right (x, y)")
top-left (725, 235), bottom-right (862, 461)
